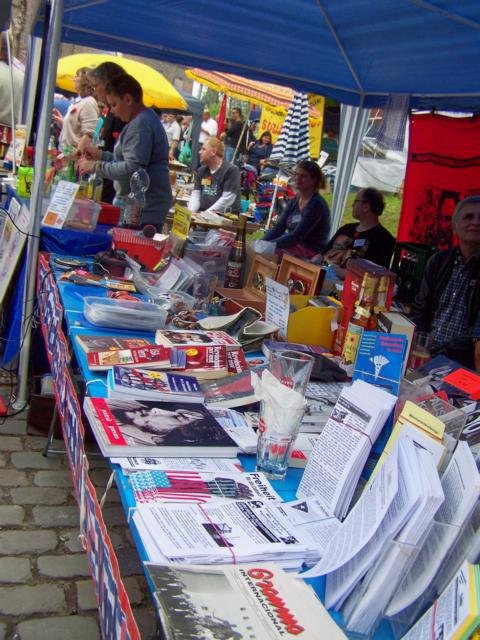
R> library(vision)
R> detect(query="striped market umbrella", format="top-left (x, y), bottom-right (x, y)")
top-left (266, 92), bottom-right (311, 228)
top-left (269, 91), bottom-right (311, 169)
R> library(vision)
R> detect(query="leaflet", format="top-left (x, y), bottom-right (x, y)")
top-left (297, 380), bottom-right (396, 519)
top-left (386, 440), bottom-right (480, 616)
top-left (301, 444), bottom-right (399, 578)
top-left (112, 457), bottom-right (244, 473)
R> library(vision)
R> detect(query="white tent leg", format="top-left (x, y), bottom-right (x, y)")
top-left (330, 104), bottom-right (369, 234)
top-left (13, 0), bottom-right (64, 410)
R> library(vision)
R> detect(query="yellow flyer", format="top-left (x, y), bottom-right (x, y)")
top-left (172, 203), bottom-right (192, 240)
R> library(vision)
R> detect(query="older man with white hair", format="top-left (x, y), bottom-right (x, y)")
top-left (411, 195), bottom-right (480, 370)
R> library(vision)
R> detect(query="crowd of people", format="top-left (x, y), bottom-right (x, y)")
top-left (2, 39), bottom-right (477, 374)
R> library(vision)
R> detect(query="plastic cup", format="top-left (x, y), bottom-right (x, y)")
top-left (408, 331), bottom-right (433, 370)
top-left (256, 350), bottom-right (314, 480)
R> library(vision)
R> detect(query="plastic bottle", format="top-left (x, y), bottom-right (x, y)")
top-left (224, 215), bottom-right (247, 288)
top-left (86, 163), bottom-right (103, 202)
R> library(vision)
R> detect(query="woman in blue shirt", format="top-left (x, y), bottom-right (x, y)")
top-left (263, 160), bottom-right (331, 259)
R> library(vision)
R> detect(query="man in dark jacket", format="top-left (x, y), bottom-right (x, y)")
top-left (410, 195), bottom-right (480, 370)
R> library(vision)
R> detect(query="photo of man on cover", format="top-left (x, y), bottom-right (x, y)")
top-left (107, 399), bottom-right (232, 447)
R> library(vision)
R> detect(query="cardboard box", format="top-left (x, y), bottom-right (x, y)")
top-left (287, 295), bottom-right (340, 349)
top-left (216, 255), bottom-right (278, 315)
top-left (341, 259), bottom-right (396, 329)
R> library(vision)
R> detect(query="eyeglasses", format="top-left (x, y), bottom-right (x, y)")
top-left (353, 199), bottom-right (365, 204)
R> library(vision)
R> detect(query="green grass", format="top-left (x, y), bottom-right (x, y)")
top-left (323, 190), bottom-right (402, 236)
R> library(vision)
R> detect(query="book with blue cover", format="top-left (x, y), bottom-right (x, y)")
top-left (353, 331), bottom-right (407, 461)
top-left (107, 366), bottom-right (203, 403)
top-left (353, 332), bottom-right (407, 396)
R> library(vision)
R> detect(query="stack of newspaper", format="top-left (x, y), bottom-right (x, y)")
top-left (132, 499), bottom-right (319, 571)
top-left (297, 379), bottom-right (397, 519)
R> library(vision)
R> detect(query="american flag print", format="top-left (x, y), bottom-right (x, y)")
top-left (129, 470), bottom-right (254, 504)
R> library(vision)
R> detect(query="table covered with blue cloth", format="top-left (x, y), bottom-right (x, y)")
top-left (53, 255), bottom-right (396, 640)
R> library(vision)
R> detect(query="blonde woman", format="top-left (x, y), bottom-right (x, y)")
top-left (52, 67), bottom-right (98, 150)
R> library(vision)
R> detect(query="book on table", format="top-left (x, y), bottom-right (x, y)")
top-left (83, 397), bottom-right (238, 458)
top-left (128, 469), bottom-right (282, 504)
top-left (201, 369), bottom-right (260, 409)
top-left (144, 562), bottom-right (347, 640)
top-left (226, 346), bottom-right (249, 374)
top-left (75, 333), bottom-right (152, 354)
top-left (176, 344), bottom-right (228, 380)
top-left (107, 366), bottom-right (203, 403)
top-left (86, 345), bottom-right (184, 372)
top-left (155, 328), bottom-right (240, 350)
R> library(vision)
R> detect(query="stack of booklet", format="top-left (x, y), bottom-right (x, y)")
top-left (132, 499), bottom-right (319, 570)
top-left (297, 379), bottom-right (397, 519)
top-left (127, 469), bottom-right (282, 505)
top-left (384, 440), bottom-right (480, 620)
top-left (295, 435), bottom-right (445, 635)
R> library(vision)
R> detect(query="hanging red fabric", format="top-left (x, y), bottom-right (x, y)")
top-left (216, 93), bottom-right (228, 137)
top-left (397, 113), bottom-right (480, 249)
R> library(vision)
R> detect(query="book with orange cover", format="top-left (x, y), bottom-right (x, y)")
top-left (443, 368), bottom-right (480, 400)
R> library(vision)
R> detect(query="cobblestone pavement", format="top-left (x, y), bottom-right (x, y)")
top-left (0, 411), bottom-right (158, 640)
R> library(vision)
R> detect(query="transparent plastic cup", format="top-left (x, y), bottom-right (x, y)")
top-left (256, 350), bottom-right (314, 480)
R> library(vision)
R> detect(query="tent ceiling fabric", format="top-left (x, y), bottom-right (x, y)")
top-left (46, 0), bottom-right (480, 110)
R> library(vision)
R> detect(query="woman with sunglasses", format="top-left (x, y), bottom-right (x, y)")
top-left (262, 160), bottom-right (330, 260)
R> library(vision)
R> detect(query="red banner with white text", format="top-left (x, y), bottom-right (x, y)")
top-left (397, 113), bottom-right (480, 249)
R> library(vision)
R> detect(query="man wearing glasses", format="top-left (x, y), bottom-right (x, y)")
top-left (312, 187), bottom-right (395, 270)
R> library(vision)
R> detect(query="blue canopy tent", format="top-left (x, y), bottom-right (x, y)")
top-left (15, 0), bottom-right (480, 406)
top-left (39, 0), bottom-right (480, 111)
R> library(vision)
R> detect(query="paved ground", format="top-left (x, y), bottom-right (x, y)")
top-left (0, 409), bottom-right (158, 640)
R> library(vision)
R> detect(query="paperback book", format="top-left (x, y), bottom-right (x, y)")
top-left (144, 562), bottom-right (347, 640)
top-left (353, 331), bottom-right (407, 396)
top-left (107, 366), bottom-right (203, 403)
top-left (400, 562), bottom-right (480, 640)
top-left (177, 344), bottom-right (228, 380)
top-left (226, 347), bottom-right (249, 374)
top-left (202, 370), bottom-right (260, 409)
top-left (75, 334), bottom-right (152, 354)
top-left (155, 329), bottom-right (240, 350)
top-left (83, 397), bottom-right (238, 458)
top-left (87, 345), bottom-right (183, 372)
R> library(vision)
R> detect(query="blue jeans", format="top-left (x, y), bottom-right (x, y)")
top-left (224, 146), bottom-right (235, 162)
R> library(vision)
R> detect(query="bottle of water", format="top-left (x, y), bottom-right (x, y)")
top-left (121, 169), bottom-right (150, 228)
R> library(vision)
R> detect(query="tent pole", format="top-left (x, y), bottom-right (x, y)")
top-left (13, 0), bottom-right (64, 410)
top-left (330, 99), bottom-right (369, 235)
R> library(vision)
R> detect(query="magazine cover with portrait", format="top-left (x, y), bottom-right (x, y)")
top-left (83, 397), bottom-right (238, 458)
